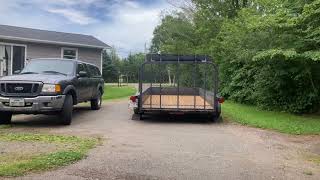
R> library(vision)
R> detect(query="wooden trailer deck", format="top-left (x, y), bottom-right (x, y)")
top-left (142, 95), bottom-right (213, 109)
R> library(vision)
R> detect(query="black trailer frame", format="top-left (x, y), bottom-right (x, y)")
top-left (137, 54), bottom-right (220, 121)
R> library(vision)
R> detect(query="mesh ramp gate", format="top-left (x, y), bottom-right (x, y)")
top-left (139, 54), bottom-right (218, 113)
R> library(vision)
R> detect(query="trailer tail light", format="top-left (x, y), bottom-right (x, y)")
top-left (130, 96), bottom-right (138, 103)
top-left (218, 97), bottom-right (225, 104)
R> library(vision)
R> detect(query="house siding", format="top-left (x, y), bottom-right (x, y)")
top-left (27, 43), bottom-right (61, 59)
top-left (78, 47), bottom-right (102, 68)
top-left (0, 39), bottom-right (103, 75)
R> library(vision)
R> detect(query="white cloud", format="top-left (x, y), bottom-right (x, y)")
top-left (93, 1), bottom-right (173, 57)
top-left (0, 0), bottom-right (174, 57)
top-left (33, 0), bottom-right (101, 7)
top-left (46, 0), bottom-right (98, 6)
top-left (46, 8), bottom-right (96, 25)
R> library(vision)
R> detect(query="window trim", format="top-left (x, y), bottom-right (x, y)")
top-left (61, 47), bottom-right (78, 60)
top-left (0, 42), bottom-right (27, 76)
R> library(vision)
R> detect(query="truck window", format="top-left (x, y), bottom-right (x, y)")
top-left (88, 65), bottom-right (99, 77)
top-left (21, 59), bottom-right (75, 75)
top-left (77, 63), bottom-right (86, 74)
top-left (83, 64), bottom-right (92, 77)
top-left (95, 67), bottom-right (101, 76)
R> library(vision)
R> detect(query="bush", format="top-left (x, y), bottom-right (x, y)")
top-left (252, 59), bottom-right (320, 113)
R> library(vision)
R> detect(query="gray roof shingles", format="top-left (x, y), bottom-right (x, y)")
top-left (0, 24), bottom-right (109, 49)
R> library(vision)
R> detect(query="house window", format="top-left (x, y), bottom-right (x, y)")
top-left (62, 48), bottom-right (78, 59)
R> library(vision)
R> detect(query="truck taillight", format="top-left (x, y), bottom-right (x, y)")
top-left (218, 97), bottom-right (225, 104)
top-left (130, 96), bottom-right (138, 103)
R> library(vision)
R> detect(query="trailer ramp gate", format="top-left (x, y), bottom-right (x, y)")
top-left (139, 54), bottom-right (218, 114)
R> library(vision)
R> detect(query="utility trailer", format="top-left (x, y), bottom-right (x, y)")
top-left (130, 54), bottom-right (224, 122)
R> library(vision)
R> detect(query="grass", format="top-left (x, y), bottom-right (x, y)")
top-left (303, 171), bottom-right (313, 176)
top-left (103, 85), bottom-right (136, 100)
top-left (222, 101), bottom-right (320, 135)
top-left (306, 154), bottom-right (320, 165)
top-left (0, 125), bottom-right (11, 129)
top-left (0, 131), bottom-right (100, 177)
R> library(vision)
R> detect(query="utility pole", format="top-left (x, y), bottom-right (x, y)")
top-left (144, 42), bottom-right (147, 54)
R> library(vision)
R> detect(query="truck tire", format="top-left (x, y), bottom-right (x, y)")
top-left (60, 95), bottom-right (73, 125)
top-left (0, 112), bottom-right (12, 124)
top-left (91, 91), bottom-right (102, 110)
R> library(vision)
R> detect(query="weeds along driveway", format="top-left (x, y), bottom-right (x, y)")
top-left (7, 99), bottom-right (320, 180)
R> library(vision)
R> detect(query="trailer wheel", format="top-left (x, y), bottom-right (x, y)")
top-left (134, 108), bottom-right (139, 115)
top-left (139, 113), bottom-right (144, 120)
top-left (213, 113), bottom-right (223, 123)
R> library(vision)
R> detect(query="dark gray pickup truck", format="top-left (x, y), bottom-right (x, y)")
top-left (0, 58), bottom-right (104, 125)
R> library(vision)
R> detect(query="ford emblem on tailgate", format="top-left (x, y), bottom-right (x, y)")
top-left (14, 86), bottom-right (24, 91)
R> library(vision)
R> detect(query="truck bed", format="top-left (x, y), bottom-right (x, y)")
top-left (142, 95), bottom-right (213, 110)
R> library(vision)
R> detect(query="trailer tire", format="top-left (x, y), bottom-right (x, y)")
top-left (139, 113), bottom-right (144, 120)
top-left (214, 113), bottom-right (223, 123)
top-left (134, 108), bottom-right (139, 115)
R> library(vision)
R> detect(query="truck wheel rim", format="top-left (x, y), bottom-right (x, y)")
top-left (98, 96), bottom-right (102, 106)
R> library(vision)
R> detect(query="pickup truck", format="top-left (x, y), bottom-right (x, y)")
top-left (0, 58), bottom-right (104, 125)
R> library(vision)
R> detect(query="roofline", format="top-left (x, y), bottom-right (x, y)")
top-left (31, 58), bottom-right (100, 68)
top-left (0, 35), bottom-right (111, 49)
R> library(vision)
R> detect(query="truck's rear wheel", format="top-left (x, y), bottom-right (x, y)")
top-left (0, 112), bottom-right (12, 124)
top-left (59, 95), bottom-right (73, 125)
top-left (91, 91), bottom-right (102, 110)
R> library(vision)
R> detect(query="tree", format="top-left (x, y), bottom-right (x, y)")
top-left (150, 12), bottom-right (198, 54)
top-left (151, 0), bottom-right (320, 113)
top-left (102, 48), bottom-right (121, 83)
top-left (121, 53), bottom-right (145, 82)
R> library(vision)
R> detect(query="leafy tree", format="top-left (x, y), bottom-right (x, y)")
top-left (102, 48), bottom-right (121, 83)
top-left (151, 0), bottom-right (320, 113)
top-left (151, 12), bottom-right (197, 54)
top-left (121, 53), bottom-right (145, 82)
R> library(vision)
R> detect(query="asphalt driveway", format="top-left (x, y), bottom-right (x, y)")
top-left (6, 100), bottom-right (320, 180)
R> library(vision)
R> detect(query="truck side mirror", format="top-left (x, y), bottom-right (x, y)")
top-left (78, 71), bottom-right (87, 78)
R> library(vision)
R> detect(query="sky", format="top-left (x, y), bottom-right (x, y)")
top-left (0, 0), bottom-right (173, 57)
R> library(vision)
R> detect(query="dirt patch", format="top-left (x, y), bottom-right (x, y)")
top-left (0, 141), bottom-right (60, 154)
top-left (309, 142), bottom-right (320, 155)
top-left (0, 141), bottom-right (65, 164)
top-left (224, 123), bottom-right (320, 175)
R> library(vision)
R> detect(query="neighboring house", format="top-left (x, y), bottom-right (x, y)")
top-left (0, 24), bottom-right (110, 76)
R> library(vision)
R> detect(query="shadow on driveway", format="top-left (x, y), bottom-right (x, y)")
top-left (11, 105), bottom-right (93, 128)
top-left (131, 113), bottom-right (223, 125)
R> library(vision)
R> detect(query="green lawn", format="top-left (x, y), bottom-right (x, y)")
top-left (103, 85), bottom-right (136, 100)
top-left (0, 130), bottom-right (100, 177)
top-left (222, 101), bottom-right (320, 135)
